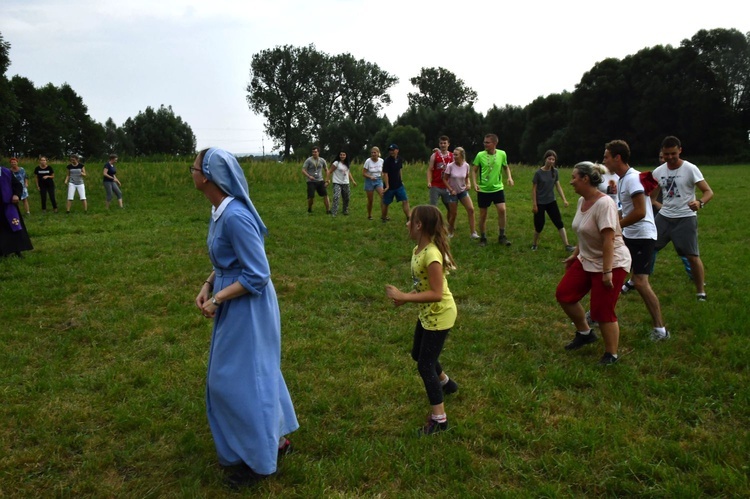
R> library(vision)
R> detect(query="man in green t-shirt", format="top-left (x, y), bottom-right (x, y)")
top-left (471, 134), bottom-right (514, 246)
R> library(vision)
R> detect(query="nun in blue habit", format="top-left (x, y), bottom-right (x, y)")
top-left (192, 148), bottom-right (298, 487)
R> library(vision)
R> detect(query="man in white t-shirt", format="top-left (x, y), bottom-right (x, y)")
top-left (650, 136), bottom-right (713, 301)
top-left (604, 140), bottom-right (669, 341)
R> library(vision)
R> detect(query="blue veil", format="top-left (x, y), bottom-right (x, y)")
top-left (201, 148), bottom-right (268, 235)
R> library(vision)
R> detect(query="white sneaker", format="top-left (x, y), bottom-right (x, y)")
top-left (621, 280), bottom-right (635, 294)
top-left (651, 329), bottom-right (671, 341)
top-left (470, 232), bottom-right (480, 239)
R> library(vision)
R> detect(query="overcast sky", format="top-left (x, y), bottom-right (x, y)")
top-left (2, 0), bottom-right (748, 155)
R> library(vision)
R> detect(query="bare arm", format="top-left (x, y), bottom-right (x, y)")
top-left (555, 181), bottom-right (569, 207)
top-left (688, 179), bottom-right (714, 211)
top-left (471, 164), bottom-right (479, 191)
top-left (201, 280), bottom-right (250, 318)
top-left (504, 164), bottom-right (514, 187)
top-left (620, 192), bottom-right (646, 228)
top-left (385, 261), bottom-right (444, 306)
top-left (600, 228), bottom-right (615, 288)
top-left (427, 153), bottom-right (436, 187)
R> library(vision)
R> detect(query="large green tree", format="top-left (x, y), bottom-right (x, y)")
top-left (6, 78), bottom-right (104, 158)
top-left (682, 28), bottom-right (750, 131)
top-left (407, 67), bottom-right (478, 109)
top-left (0, 32), bottom-right (18, 155)
top-left (247, 45), bottom-right (397, 159)
top-left (121, 105), bottom-right (196, 156)
top-left (519, 92), bottom-right (570, 164)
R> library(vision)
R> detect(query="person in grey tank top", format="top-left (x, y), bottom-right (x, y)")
top-left (65, 154), bottom-right (88, 213)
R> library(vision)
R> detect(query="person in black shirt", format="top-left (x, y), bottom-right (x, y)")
top-left (381, 144), bottom-right (411, 222)
top-left (34, 156), bottom-right (57, 212)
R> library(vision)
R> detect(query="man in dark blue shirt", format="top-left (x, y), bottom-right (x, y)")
top-left (381, 144), bottom-right (411, 222)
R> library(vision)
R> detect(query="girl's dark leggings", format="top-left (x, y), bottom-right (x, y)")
top-left (40, 183), bottom-right (57, 210)
top-left (411, 320), bottom-right (450, 406)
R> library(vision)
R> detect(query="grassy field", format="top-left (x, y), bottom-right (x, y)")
top-left (1, 158), bottom-right (748, 497)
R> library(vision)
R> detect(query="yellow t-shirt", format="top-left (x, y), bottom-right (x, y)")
top-left (411, 243), bottom-right (457, 330)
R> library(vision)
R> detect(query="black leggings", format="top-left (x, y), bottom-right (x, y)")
top-left (40, 183), bottom-right (57, 210)
top-left (534, 201), bottom-right (563, 233)
top-left (411, 320), bottom-right (450, 406)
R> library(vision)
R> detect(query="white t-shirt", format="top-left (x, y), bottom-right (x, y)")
top-left (363, 158), bottom-right (384, 179)
top-left (617, 168), bottom-right (657, 240)
top-left (597, 172), bottom-right (620, 209)
top-left (444, 161), bottom-right (469, 193)
top-left (572, 195), bottom-right (631, 273)
top-left (331, 161), bottom-right (350, 184)
top-left (652, 160), bottom-right (704, 218)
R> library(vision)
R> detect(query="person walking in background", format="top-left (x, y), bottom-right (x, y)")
top-left (650, 135), bottom-right (713, 301)
top-left (603, 140), bottom-right (669, 341)
top-left (471, 133), bottom-right (514, 246)
top-left (65, 154), bottom-right (88, 213)
top-left (9, 157), bottom-right (30, 215)
top-left (103, 154), bottom-right (123, 209)
top-left (0, 161), bottom-right (33, 257)
top-left (326, 151), bottom-right (357, 216)
top-left (363, 146), bottom-right (385, 220)
top-left (381, 144), bottom-right (411, 223)
top-left (385, 205), bottom-right (458, 435)
top-left (556, 162), bottom-right (631, 365)
top-left (301, 146), bottom-right (330, 215)
top-left (427, 136), bottom-right (453, 216)
top-left (34, 156), bottom-right (57, 213)
top-left (531, 150), bottom-right (573, 252)
top-left (443, 147), bottom-right (478, 239)
top-left (192, 148), bottom-right (298, 489)
top-left (593, 163), bottom-right (620, 209)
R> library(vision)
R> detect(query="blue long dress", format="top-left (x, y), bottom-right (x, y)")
top-left (206, 198), bottom-right (298, 475)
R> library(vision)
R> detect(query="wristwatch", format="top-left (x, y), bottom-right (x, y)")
top-left (699, 200), bottom-right (705, 209)
top-left (211, 296), bottom-right (221, 306)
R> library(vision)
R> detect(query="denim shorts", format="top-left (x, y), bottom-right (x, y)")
top-left (364, 178), bottom-right (383, 192)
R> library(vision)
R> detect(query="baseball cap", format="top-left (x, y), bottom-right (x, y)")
top-left (388, 144), bottom-right (399, 150)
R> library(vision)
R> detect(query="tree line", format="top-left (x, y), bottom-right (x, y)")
top-left (249, 28), bottom-right (750, 165)
top-left (0, 32), bottom-right (196, 160)
top-left (2, 27), bottom-right (747, 164)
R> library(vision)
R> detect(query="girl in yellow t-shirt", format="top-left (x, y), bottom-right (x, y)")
top-left (385, 205), bottom-right (458, 435)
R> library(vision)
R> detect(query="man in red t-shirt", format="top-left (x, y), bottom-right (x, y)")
top-left (427, 135), bottom-right (453, 213)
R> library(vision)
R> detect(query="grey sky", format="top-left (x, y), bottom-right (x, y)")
top-left (2, 0), bottom-right (748, 154)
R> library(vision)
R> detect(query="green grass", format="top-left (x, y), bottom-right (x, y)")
top-left (1, 159), bottom-right (748, 497)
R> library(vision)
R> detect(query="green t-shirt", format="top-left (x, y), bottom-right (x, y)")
top-left (473, 150), bottom-right (508, 193)
top-left (411, 243), bottom-right (457, 331)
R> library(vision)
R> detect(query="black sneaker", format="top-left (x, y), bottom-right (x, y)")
top-left (598, 352), bottom-right (618, 365)
top-left (479, 237), bottom-right (487, 247)
top-left (418, 418), bottom-right (449, 436)
top-left (224, 465), bottom-right (269, 490)
top-left (697, 293), bottom-right (707, 302)
top-left (498, 235), bottom-right (512, 246)
top-left (564, 330), bottom-right (598, 350)
top-left (442, 379), bottom-right (458, 395)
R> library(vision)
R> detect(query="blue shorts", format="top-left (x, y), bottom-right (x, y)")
top-left (383, 185), bottom-right (408, 205)
top-left (364, 178), bottom-right (383, 192)
top-left (449, 190), bottom-right (470, 203)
